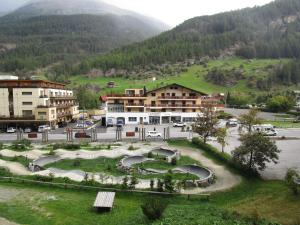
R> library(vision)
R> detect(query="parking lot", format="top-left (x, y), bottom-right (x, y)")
top-left (209, 127), bottom-right (300, 180)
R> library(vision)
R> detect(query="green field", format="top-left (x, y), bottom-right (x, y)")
top-left (0, 141), bottom-right (299, 225)
top-left (70, 58), bottom-right (287, 96)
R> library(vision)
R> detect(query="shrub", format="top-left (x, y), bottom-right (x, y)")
top-left (0, 142), bottom-right (3, 150)
top-left (148, 151), bottom-right (153, 158)
top-left (285, 169), bottom-right (299, 195)
top-left (141, 198), bottom-right (168, 221)
top-left (128, 145), bottom-right (135, 151)
top-left (171, 157), bottom-right (177, 166)
top-left (73, 159), bottom-right (81, 167)
top-left (0, 168), bottom-right (12, 176)
top-left (33, 175), bottom-right (53, 182)
top-left (52, 143), bottom-right (80, 150)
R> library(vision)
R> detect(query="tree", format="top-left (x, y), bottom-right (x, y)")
top-left (141, 198), bottom-right (168, 221)
top-left (232, 132), bottom-right (280, 172)
top-left (157, 179), bottom-right (164, 192)
top-left (129, 176), bottom-right (139, 189)
top-left (267, 95), bottom-right (295, 113)
top-left (285, 169), bottom-right (299, 195)
top-left (122, 176), bottom-right (129, 189)
top-left (163, 174), bottom-right (175, 193)
top-left (193, 105), bottom-right (218, 143)
top-left (239, 108), bottom-right (262, 133)
top-left (216, 128), bottom-right (228, 153)
top-left (150, 179), bottom-right (154, 190)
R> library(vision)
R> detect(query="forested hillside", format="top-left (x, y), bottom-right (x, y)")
top-left (0, 14), bottom-right (166, 77)
top-left (82, 0), bottom-right (300, 72)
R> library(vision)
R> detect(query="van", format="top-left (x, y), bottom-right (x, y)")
top-left (38, 125), bottom-right (51, 133)
top-left (252, 124), bottom-right (277, 136)
top-left (106, 118), bottom-right (114, 127)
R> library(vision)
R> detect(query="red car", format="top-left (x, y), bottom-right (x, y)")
top-left (75, 132), bottom-right (91, 139)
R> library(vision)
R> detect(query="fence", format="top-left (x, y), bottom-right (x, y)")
top-left (0, 176), bottom-right (210, 199)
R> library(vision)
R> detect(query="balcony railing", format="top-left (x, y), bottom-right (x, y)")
top-left (37, 104), bottom-right (78, 109)
top-left (50, 96), bottom-right (75, 100)
top-left (57, 112), bottom-right (73, 118)
top-left (0, 115), bottom-right (35, 120)
top-left (145, 104), bottom-right (202, 108)
top-left (125, 103), bottom-right (145, 107)
top-left (107, 94), bottom-right (146, 98)
top-left (158, 96), bottom-right (198, 100)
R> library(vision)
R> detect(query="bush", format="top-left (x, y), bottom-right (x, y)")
top-left (52, 143), bottom-right (80, 150)
top-left (128, 145), bottom-right (135, 151)
top-left (0, 168), bottom-right (12, 176)
top-left (0, 142), bottom-right (3, 150)
top-left (11, 139), bottom-right (32, 151)
top-left (33, 175), bottom-right (53, 182)
top-left (171, 157), bottom-right (177, 166)
top-left (141, 198), bottom-right (168, 221)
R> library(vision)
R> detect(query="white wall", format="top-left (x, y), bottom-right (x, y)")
top-left (0, 88), bottom-right (9, 117)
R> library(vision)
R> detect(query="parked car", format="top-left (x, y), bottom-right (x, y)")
top-left (147, 131), bottom-right (162, 138)
top-left (116, 120), bottom-right (125, 128)
top-left (226, 118), bottom-right (239, 127)
top-left (38, 125), bottom-right (51, 133)
top-left (7, 127), bottom-right (16, 133)
top-left (76, 123), bottom-right (88, 128)
top-left (58, 122), bottom-right (68, 128)
top-left (75, 132), bottom-right (91, 139)
top-left (24, 127), bottom-right (32, 133)
top-left (252, 124), bottom-right (278, 136)
top-left (106, 118), bottom-right (114, 127)
top-left (173, 122), bottom-right (186, 127)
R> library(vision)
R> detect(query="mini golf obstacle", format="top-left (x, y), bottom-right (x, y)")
top-left (118, 147), bottom-right (214, 187)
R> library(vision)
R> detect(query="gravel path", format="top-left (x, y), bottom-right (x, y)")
top-left (178, 146), bottom-right (241, 194)
top-left (0, 217), bottom-right (19, 225)
top-left (0, 159), bottom-right (31, 176)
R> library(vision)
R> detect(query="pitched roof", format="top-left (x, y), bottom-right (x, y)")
top-left (146, 83), bottom-right (207, 95)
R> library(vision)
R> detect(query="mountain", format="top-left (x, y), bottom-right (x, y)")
top-left (0, 0), bottom-right (27, 13)
top-left (84, 0), bottom-right (300, 72)
top-left (0, 0), bottom-right (169, 75)
top-left (3, 0), bottom-right (169, 31)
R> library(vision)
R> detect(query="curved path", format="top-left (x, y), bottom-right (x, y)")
top-left (0, 143), bottom-right (241, 194)
top-left (177, 146), bottom-right (241, 194)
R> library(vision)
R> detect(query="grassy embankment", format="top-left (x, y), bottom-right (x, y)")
top-left (0, 140), bottom-right (299, 225)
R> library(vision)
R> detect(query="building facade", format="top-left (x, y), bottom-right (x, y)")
top-left (0, 79), bottom-right (79, 129)
top-left (100, 83), bottom-right (224, 125)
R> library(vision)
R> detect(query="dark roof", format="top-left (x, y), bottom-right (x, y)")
top-left (146, 83), bottom-right (207, 95)
top-left (0, 80), bottom-right (67, 89)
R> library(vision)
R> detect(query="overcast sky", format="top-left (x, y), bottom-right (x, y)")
top-left (102, 0), bottom-right (274, 26)
top-left (2, 0), bottom-right (274, 26)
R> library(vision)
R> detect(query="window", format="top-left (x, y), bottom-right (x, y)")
top-left (38, 112), bottom-right (47, 116)
top-left (129, 117), bottom-right (137, 122)
top-left (183, 93), bottom-right (186, 97)
top-left (51, 110), bottom-right (55, 114)
top-left (22, 92), bottom-right (32, 96)
top-left (22, 102), bottom-right (32, 106)
top-left (151, 93), bottom-right (156, 97)
top-left (22, 110), bottom-right (32, 116)
top-left (172, 93), bottom-right (176, 97)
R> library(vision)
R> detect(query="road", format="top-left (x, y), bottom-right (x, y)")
top-left (224, 108), bottom-right (287, 121)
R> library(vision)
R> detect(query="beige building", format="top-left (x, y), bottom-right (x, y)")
top-left (101, 83), bottom-right (223, 125)
top-left (0, 79), bottom-right (79, 129)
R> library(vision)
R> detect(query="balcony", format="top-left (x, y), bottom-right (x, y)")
top-left (125, 103), bottom-right (145, 108)
top-left (106, 94), bottom-right (147, 99)
top-left (50, 95), bottom-right (76, 100)
top-left (0, 115), bottom-right (35, 121)
top-left (39, 95), bottom-right (49, 98)
top-left (158, 96), bottom-right (198, 100)
top-left (37, 103), bottom-right (78, 109)
top-left (146, 104), bottom-right (202, 109)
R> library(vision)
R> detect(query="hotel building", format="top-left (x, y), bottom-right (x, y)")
top-left (100, 83), bottom-right (224, 125)
top-left (0, 79), bottom-right (79, 129)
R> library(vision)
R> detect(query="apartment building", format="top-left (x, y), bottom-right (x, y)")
top-left (100, 83), bottom-right (224, 125)
top-left (0, 79), bottom-right (79, 129)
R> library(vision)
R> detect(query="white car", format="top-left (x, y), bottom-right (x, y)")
top-left (147, 131), bottom-right (162, 138)
top-left (173, 122), bottom-right (186, 127)
top-left (38, 125), bottom-right (51, 133)
top-left (7, 127), bottom-right (16, 133)
top-left (24, 128), bottom-right (32, 133)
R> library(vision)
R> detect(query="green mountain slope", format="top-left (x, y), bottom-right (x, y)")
top-left (0, 14), bottom-right (167, 73)
top-left (84, 0), bottom-right (300, 72)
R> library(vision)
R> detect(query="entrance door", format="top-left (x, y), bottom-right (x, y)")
top-left (139, 117), bottom-right (144, 124)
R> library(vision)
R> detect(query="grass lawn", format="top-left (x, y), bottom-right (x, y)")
top-left (45, 155), bottom-right (201, 181)
top-left (267, 121), bottom-right (300, 129)
top-left (45, 157), bottom-right (124, 176)
top-left (0, 155), bottom-right (30, 168)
